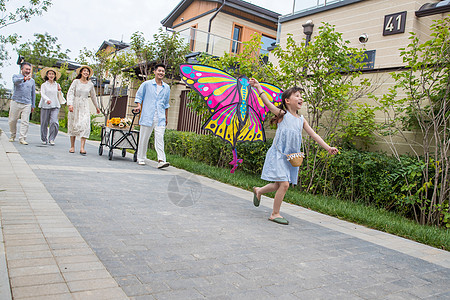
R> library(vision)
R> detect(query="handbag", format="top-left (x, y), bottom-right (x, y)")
top-left (58, 91), bottom-right (66, 105)
top-left (285, 152), bottom-right (305, 167)
top-left (274, 139), bottom-right (305, 167)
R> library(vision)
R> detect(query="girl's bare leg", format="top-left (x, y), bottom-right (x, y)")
top-left (254, 182), bottom-right (279, 201)
top-left (69, 136), bottom-right (75, 153)
top-left (271, 181), bottom-right (289, 219)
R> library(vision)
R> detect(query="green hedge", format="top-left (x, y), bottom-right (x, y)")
top-left (163, 130), bottom-right (271, 174)
top-left (297, 151), bottom-right (427, 217)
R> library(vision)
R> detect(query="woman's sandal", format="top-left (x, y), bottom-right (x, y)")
top-left (69, 149), bottom-right (75, 153)
top-left (80, 151), bottom-right (87, 155)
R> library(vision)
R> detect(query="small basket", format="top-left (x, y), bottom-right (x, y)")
top-left (286, 152), bottom-right (305, 167)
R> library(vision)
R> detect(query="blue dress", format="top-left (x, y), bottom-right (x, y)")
top-left (261, 111), bottom-right (304, 185)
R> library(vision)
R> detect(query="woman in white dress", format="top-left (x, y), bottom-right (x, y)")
top-left (39, 67), bottom-right (62, 145)
top-left (67, 65), bottom-right (100, 155)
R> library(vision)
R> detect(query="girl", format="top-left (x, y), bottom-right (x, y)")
top-left (249, 78), bottom-right (339, 225)
top-left (39, 67), bottom-right (62, 145)
top-left (67, 65), bottom-right (100, 155)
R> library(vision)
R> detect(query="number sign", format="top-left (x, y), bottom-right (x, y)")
top-left (383, 11), bottom-right (407, 36)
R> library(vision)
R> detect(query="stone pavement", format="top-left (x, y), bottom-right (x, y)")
top-left (0, 117), bottom-right (450, 300)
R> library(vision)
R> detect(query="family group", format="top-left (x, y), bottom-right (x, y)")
top-left (7, 62), bottom-right (170, 168)
top-left (7, 62), bottom-right (338, 225)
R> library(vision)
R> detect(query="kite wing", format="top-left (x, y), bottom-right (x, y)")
top-left (180, 64), bottom-right (239, 113)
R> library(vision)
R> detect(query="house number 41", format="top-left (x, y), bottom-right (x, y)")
top-left (383, 11), bottom-right (407, 36)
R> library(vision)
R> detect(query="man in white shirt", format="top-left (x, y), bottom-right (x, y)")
top-left (134, 63), bottom-right (171, 168)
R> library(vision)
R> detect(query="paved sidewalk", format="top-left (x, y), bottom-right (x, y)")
top-left (1, 117), bottom-right (450, 299)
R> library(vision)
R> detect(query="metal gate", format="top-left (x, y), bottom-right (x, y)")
top-left (177, 90), bottom-right (209, 135)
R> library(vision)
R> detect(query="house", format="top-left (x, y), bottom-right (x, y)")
top-left (16, 55), bottom-right (81, 73)
top-left (162, 0), bottom-right (279, 57)
top-left (274, 0), bottom-right (450, 153)
top-left (155, 0), bottom-right (281, 133)
top-left (96, 39), bottom-right (130, 55)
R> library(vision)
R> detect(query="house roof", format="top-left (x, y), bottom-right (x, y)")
top-left (96, 39), bottom-right (130, 54)
top-left (16, 55), bottom-right (81, 71)
top-left (416, 1), bottom-right (450, 17)
top-left (161, 0), bottom-right (280, 28)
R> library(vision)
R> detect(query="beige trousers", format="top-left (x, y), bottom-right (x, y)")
top-left (9, 101), bottom-right (32, 140)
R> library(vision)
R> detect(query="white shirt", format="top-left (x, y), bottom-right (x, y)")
top-left (134, 79), bottom-right (170, 127)
top-left (39, 81), bottom-right (61, 109)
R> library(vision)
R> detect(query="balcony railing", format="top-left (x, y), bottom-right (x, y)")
top-left (177, 27), bottom-right (245, 57)
top-left (292, 0), bottom-right (348, 15)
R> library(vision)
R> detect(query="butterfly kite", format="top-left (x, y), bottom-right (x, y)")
top-left (180, 64), bottom-right (283, 173)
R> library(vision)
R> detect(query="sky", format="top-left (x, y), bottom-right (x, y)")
top-left (1, 0), bottom-right (308, 89)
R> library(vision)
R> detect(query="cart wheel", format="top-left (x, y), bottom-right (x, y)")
top-left (98, 145), bottom-right (103, 156)
top-left (133, 151), bottom-right (137, 162)
top-left (122, 149), bottom-right (126, 157)
top-left (108, 149), bottom-right (113, 160)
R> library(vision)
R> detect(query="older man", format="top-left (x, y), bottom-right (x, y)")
top-left (9, 62), bottom-right (36, 145)
top-left (134, 63), bottom-right (170, 168)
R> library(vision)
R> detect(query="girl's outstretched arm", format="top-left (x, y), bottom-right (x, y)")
top-left (249, 78), bottom-right (285, 116)
top-left (303, 119), bottom-right (339, 155)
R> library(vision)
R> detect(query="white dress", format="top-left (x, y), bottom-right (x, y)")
top-left (66, 79), bottom-right (98, 138)
top-left (261, 112), bottom-right (304, 185)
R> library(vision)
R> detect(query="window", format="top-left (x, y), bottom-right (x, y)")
top-left (260, 35), bottom-right (276, 56)
top-left (231, 25), bottom-right (242, 54)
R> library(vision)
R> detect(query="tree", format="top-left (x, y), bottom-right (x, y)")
top-left (15, 32), bottom-right (71, 123)
top-left (0, 0), bottom-right (52, 68)
top-left (77, 46), bottom-right (137, 124)
top-left (373, 17), bottom-right (450, 227)
top-left (129, 28), bottom-right (190, 83)
top-left (17, 32), bottom-right (70, 67)
top-left (272, 22), bottom-right (375, 192)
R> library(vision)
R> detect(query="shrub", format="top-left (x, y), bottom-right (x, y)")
top-left (59, 106), bottom-right (68, 130)
top-left (30, 94), bottom-right (41, 123)
top-left (297, 150), bottom-right (426, 218)
top-left (89, 115), bottom-right (102, 141)
top-left (158, 130), bottom-right (271, 174)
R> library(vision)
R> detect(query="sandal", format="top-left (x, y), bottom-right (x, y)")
top-left (80, 151), bottom-right (87, 155)
top-left (252, 187), bottom-right (260, 207)
top-left (268, 217), bottom-right (289, 225)
top-left (69, 149), bottom-right (75, 153)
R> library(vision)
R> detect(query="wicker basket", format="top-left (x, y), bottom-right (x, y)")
top-left (286, 152), bottom-right (305, 167)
